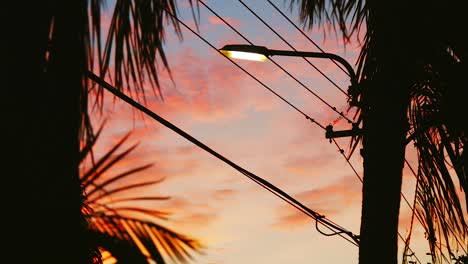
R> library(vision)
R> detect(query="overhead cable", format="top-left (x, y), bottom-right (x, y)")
top-left (87, 71), bottom-right (360, 247)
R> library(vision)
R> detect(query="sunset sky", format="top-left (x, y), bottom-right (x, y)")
top-left (89, 1), bottom-right (443, 263)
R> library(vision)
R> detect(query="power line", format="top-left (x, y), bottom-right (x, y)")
top-left (197, 3), bottom-right (445, 261)
top-left (194, 3), bottom-right (424, 259)
top-left (201, 2), bottom-right (463, 261)
top-left (225, 3), bottom-right (421, 245)
top-left (198, 2), bottom-right (424, 260)
top-left (162, 6), bottom-right (367, 248)
top-left (87, 71), bottom-right (360, 247)
top-left (199, 0), bottom-right (353, 125)
top-left (265, 0), bottom-right (350, 78)
top-left (147, 11), bottom-right (363, 245)
top-left (238, 0), bottom-right (349, 97)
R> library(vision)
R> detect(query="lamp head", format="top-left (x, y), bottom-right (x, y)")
top-left (219, 44), bottom-right (269, 62)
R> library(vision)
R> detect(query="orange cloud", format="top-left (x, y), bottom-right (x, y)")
top-left (159, 196), bottom-right (219, 230)
top-left (283, 152), bottom-right (337, 175)
top-left (140, 48), bottom-right (254, 122)
top-left (272, 175), bottom-right (361, 230)
top-left (174, 145), bottom-right (199, 156)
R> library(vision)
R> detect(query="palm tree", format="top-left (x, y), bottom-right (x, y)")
top-left (80, 125), bottom-right (203, 263)
top-left (6, 1), bottom-right (196, 264)
top-left (289, 0), bottom-right (467, 263)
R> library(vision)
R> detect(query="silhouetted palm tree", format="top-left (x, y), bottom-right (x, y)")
top-left (6, 1), bottom-right (196, 264)
top-left (290, 0), bottom-right (467, 263)
top-left (80, 125), bottom-right (203, 263)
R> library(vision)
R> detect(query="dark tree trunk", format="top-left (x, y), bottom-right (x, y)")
top-left (359, 88), bottom-right (408, 264)
top-left (6, 1), bottom-right (92, 263)
top-left (358, 2), bottom-right (413, 263)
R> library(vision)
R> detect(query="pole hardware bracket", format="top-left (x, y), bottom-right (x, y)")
top-left (325, 124), bottom-right (364, 140)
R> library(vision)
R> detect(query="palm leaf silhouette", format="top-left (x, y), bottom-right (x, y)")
top-left (80, 126), bottom-right (203, 263)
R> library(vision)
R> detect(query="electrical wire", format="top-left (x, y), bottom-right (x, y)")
top-left (181, 3), bottom-right (427, 258)
top-left (237, 0), bottom-right (349, 97)
top-left (87, 71), bottom-right (360, 247)
top-left (198, 0), bottom-right (353, 124)
top-left (200, 2), bottom-right (464, 261)
top-left (195, 3), bottom-right (445, 261)
top-left (204, 1), bottom-right (425, 259)
top-left (140, 9), bottom-right (361, 245)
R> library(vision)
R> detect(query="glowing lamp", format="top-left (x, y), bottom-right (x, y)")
top-left (219, 45), bottom-right (269, 62)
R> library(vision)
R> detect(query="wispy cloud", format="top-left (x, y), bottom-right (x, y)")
top-left (212, 188), bottom-right (237, 200)
top-left (272, 175), bottom-right (360, 230)
top-left (207, 15), bottom-right (241, 28)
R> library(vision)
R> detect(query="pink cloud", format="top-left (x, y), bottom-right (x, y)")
top-left (132, 46), bottom-right (292, 124)
top-left (207, 15), bottom-right (241, 28)
top-left (175, 212), bottom-right (218, 230)
top-left (142, 48), bottom-right (247, 122)
top-left (283, 151), bottom-right (337, 175)
top-left (272, 175), bottom-right (361, 230)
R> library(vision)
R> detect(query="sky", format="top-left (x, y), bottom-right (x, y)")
top-left (87, 1), bottom-right (463, 263)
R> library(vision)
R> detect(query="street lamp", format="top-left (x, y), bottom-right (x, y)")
top-left (219, 44), bottom-right (362, 139)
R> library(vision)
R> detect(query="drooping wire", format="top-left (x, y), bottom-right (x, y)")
top-left (87, 71), bottom-right (360, 247)
top-left (143, 10), bottom-right (361, 245)
top-left (197, 3), bottom-right (435, 260)
top-left (198, 0), bottom-right (353, 125)
top-left (195, 2), bottom-right (424, 255)
top-left (238, 0), bottom-right (349, 97)
top-left (265, 0), bottom-right (350, 78)
top-left (200, 2), bottom-right (461, 260)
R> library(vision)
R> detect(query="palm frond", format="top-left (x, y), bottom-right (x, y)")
top-left (89, 215), bottom-right (203, 264)
top-left (88, 179), bottom-right (166, 204)
top-left (289, 0), bottom-right (367, 42)
top-left (104, 197), bottom-right (170, 204)
top-left (85, 164), bottom-right (155, 197)
top-left (81, 131), bottom-right (133, 186)
top-left (86, 0), bottom-right (199, 102)
top-left (407, 77), bottom-right (468, 262)
top-left (93, 205), bottom-right (172, 220)
top-left (80, 128), bottom-right (203, 263)
top-left (80, 121), bottom-right (106, 164)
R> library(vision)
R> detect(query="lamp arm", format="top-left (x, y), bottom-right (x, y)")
top-left (267, 49), bottom-right (358, 87)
